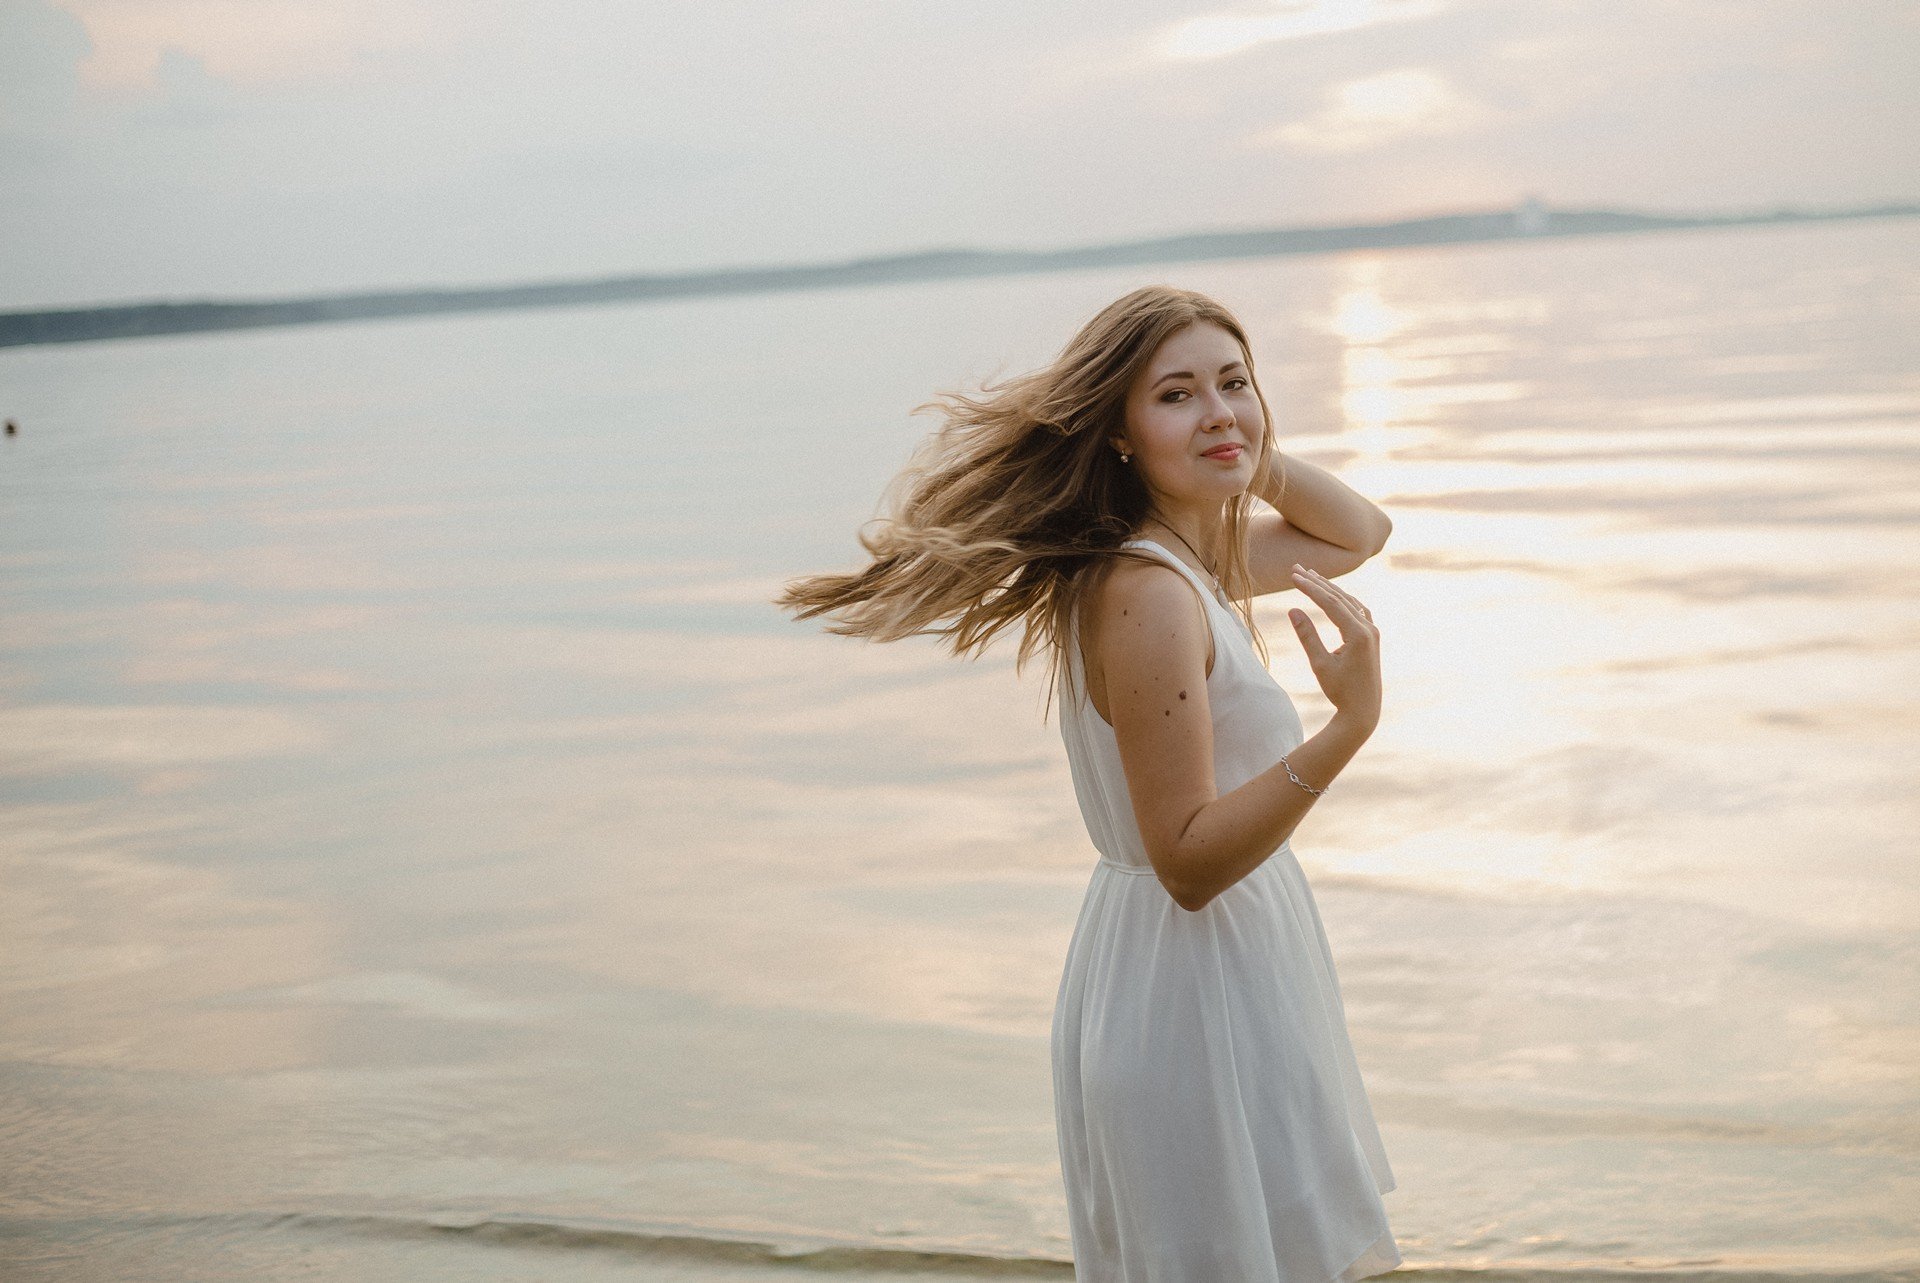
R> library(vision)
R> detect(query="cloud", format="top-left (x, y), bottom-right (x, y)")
top-left (0, 0), bottom-right (92, 125)
top-left (1266, 67), bottom-right (1493, 153)
top-left (1161, 0), bottom-right (1455, 62)
top-left (64, 0), bottom-right (438, 89)
top-left (140, 45), bottom-right (238, 125)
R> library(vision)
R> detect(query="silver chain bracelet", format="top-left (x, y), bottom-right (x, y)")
top-left (1280, 755), bottom-right (1326, 796)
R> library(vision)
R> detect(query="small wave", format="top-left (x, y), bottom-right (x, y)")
top-left (295, 1210), bottom-right (1075, 1273)
top-left (1367, 1093), bottom-right (1920, 1154)
top-left (17, 1210), bottom-right (1074, 1275)
top-left (9, 1211), bottom-right (1920, 1281)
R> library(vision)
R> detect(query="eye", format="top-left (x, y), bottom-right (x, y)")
top-left (1160, 389), bottom-right (1190, 403)
top-left (1224, 377), bottom-right (1249, 391)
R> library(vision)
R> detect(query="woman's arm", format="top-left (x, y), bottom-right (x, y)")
top-left (1246, 451), bottom-right (1392, 593)
top-left (1097, 561), bottom-right (1381, 911)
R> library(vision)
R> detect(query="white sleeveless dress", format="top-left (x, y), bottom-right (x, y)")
top-left (1051, 539), bottom-right (1400, 1283)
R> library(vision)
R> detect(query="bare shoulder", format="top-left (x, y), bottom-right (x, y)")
top-left (1085, 555), bottom-right (1214, 678)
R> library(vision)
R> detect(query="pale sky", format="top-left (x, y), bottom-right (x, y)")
top-left (2, 0), bottom-right (1916, 309)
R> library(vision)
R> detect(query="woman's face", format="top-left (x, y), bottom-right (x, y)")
top-left (1115, 320), bottom-right (1264, 511)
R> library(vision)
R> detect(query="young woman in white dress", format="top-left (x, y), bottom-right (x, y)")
top-left (781, 286), bottom-right (1400, 1283)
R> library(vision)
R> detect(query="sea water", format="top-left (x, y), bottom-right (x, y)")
top-left (2, 217), bottom-right (1917, 1281)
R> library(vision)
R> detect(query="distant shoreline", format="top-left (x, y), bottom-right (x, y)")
top-left (4, 199), bottom-right (1916, 351)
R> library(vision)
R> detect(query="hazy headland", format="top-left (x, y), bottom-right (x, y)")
top-left (4, 199), bottom-right (1914, 351)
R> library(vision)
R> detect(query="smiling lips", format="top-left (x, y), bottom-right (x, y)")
top-left (1201, 443), bottom-right (1245, 460)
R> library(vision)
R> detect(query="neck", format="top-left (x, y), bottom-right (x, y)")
top-left (1143, 503), bottom-right (1226, 576)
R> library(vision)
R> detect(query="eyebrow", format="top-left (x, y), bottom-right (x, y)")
top-left (1151, 360), bottom-right (1247, 389)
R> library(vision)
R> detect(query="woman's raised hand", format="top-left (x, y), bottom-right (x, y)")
top-left (1286, 565), bottom-right (1382, 731)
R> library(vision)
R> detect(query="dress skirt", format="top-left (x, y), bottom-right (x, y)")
top-left (1051, 848), bottom-right (1399, 1283)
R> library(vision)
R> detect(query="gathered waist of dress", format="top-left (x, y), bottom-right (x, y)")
top-left (1096, 844), bottom-right (1294, 879)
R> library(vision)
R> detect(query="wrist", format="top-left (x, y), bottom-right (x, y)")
top-left (1323, 705), bottom-right (1379, 744)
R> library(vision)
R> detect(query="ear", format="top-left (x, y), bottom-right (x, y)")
top-left (1109, 435), bottom-right (1132, 458)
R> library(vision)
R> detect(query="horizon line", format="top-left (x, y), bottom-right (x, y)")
top-left (4, 196), bottom-right (1916, 351)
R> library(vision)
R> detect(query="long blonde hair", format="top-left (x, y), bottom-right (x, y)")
top-left (777, 285), bottom-right (1277, 693)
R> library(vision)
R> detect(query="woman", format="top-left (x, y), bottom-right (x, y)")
top-left (779, 285), bottom-right (1400, 1282)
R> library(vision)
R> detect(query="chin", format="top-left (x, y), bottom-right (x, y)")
top-left (1209, 467), bottom-right (1256, 498)
top-left (1151, 466), bottom-right (1254, 507)
top-left (1166, 481), bottom-right (1250, 510)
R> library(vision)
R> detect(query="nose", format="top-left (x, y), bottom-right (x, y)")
top-left (1200, 389), bottom-right (1236, 430)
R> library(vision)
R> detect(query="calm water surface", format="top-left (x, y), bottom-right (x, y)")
top-left (3, 218), bottom-right (1918, 1281)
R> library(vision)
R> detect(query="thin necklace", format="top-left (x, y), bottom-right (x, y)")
top-left (1150, 522), bottom-right (1219, 586)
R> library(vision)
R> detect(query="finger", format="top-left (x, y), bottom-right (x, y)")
top-left (1315, 592), bottom-right (1375, 646)
top-left (1291, 568), bottom-right (1372, 639)
top-left (1287, 607), bottom-right (1330, 664)
top-left (1299, 567), bottom-right (1377, 634)
top-left (1303, 567), bottom-right (1373, 620)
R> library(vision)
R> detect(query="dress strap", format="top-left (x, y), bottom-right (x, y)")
top-left (1123, 539), bottom-right (1228, 608)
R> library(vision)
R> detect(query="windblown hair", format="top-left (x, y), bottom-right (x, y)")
top-left (777, 285), bottom-right (1279, 695)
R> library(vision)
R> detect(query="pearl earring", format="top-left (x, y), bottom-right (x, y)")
top-left (1119, 450), bottom-right (1131, 463)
